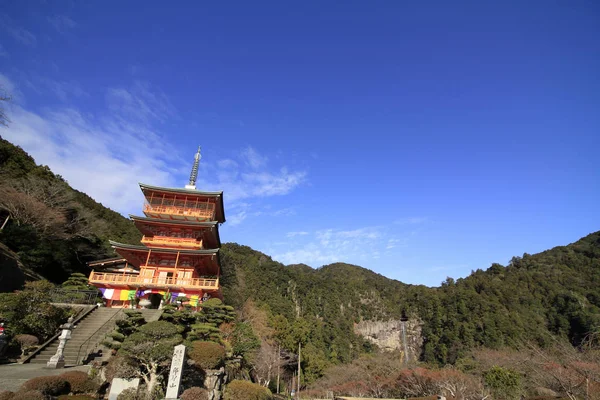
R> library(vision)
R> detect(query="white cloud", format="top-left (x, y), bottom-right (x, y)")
top-left (47, 15), bottom-right (77, 34)
top-left (287, 231), bottom-right (309, 238)
top-left (241, 146), bottom-right (268, 169)
top-left (106, 81), bottom-right (176, 123)
top-left (273, 226), bottom-right (383, 266)
top-left (0, 74), bottom-right (306, 220)
top-left (0, 44), bottom-right (8, 58)
top-left (0, 14), bottom-right (37, 47)
top-left (227, 203), bottom-right (295, 226)
top-left (394, 217), bottom-right (429, 225)
top-left (39, 78), bottom-right (88, 101)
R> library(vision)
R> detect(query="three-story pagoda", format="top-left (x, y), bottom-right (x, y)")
top-left (88, 148), bottom-right (225, 308)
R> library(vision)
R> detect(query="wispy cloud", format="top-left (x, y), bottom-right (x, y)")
top-left (0, 14), bottom-right (37, 47)
top-left (273, 226), bottom-right (383, 266)
top-left (106, 81), bottom-right (176, 124)
top-left (394, 216), bottom-right (429, 225)
top-left (47, 15), bottom-right (77, 34)
top-left (38, 78), bottom-right (88, 101)
top-left (287, 231), bottom-right (309, 238)
top-left (241, 146), bottom-right (268, 169)
top-left (0, 44), bottom-right (8, 58)
top-left (0, 74), bottom-right (306, 220)
top-left (227, 203), bottom-right (296, 226)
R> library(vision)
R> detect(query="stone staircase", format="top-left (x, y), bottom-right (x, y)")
top-left (28, 307), bottom-right (124, 366)
top-left (27, 308), bottom-right (165, 366)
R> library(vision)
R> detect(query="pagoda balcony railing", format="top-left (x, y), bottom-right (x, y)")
top-left (143, 203), bottom-right (215, 220)
top-left (141, 236), bottom-right (203, 249)
top-left (89, 272), bottom-right (219, 290)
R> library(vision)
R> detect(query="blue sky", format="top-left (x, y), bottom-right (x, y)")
top-left (1, 1), bottom-right (598, 286)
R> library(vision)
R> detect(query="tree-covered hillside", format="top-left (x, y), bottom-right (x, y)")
top-left (0, 136), bottom-right (598, 384)
top-left (0, 136), bottom-right (141, 284)
top-left (219, 233), bottom-right (600, 375)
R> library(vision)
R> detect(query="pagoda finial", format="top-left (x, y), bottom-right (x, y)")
top-left (185, 146), bottom-right (201, 190)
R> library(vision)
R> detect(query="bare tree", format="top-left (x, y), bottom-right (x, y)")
top-left (0, 84), bottom-right (11, 127)
top-left (0, 184), bottom-right (66, 236)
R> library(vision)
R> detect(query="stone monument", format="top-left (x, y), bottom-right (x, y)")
top-left (165, 344), bottom-right (186, 399)
top-left (108, 378), bottom-right (140, 400)
top-left (46, 317), bottom-right (74, 369)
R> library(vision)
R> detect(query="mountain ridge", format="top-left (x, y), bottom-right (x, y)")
top-left (1, 136), bottom-right (599, 378)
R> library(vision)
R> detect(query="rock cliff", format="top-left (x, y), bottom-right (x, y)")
top-left (354, 318), bottom-right (423, 362)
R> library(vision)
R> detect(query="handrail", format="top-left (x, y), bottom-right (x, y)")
top-left (143, 203), bottom-right (214, 219)
top-left (76, 308), bottom-right (125, 365)
top-left (22, 304), bottom-right (97, 364)
top-left (141, 236), bottom-right (203, 248)
top-left (89, 272), bottom-right (218, 289)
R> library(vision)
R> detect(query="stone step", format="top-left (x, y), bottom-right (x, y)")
top-left (27, 306), bottom-right (124, 365)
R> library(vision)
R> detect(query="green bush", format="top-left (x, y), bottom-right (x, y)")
top-left (57, 396), bottom-right (96, 400)
top-left (21, 375), bottom-right (70, 396)
top-left (59, 371), bottom-right (98, 394)
top-left (484, 366), bottom-right (522, 400)
top-left (116, 388), bottom-right (141, 400)
top-left (180, 387), bottom-right (209, 400)
top-left (189, 341), bottom-right (226, 370)
top-left (224, 380), bottom-right (272, 400)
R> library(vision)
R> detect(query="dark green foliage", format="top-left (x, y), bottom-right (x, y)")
top-left (220, 232), bottom-right (600, 376)
top-left (103, 310), bottom-right (146, 349)
top-left (118, 321), bottom-right (184, 396)
top-left (21, 375), bottom-right (70, 396)
top-left (0, 281), bottom-right (69, 340)
top-left (231, 322), bottom-right (260, 359)
top-left (188, 341), bottom-right (226, 370)
top-left (187, 322), bottom-right (222, 343)
top-left (61, 273), bottom-right (95, 291)
top-left (0, 137), bottom-right (141, 285)
top-left (196, 298), bottom-right (236, 325)
top-left (484, 366), bottom-right (522, 400)
top-left (223, 380), bottom-right (272, 400)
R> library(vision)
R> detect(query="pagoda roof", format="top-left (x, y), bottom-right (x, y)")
top-left (139, 183), bottom-right (226, 223)
top-left (109, 241), bottom-right (220, 255)
top-left (87, 257), bottom-right (128, 267)
top-left (109, 241), bottom-right (221, 274)
top-left (139, 182), bottom-right (223, 197)
top-left (129, 215), bottom-right (221, 247)
top-left (129, 215), bottom-right (218, 228)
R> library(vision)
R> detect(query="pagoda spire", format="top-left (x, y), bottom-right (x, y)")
top-left (185, 146), bottom-right (201, 190)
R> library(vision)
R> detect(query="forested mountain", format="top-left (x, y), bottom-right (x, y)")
top-left (220, 233), bottom-right (600, 375)
top-left (0, 136), bottom-right (141, 286)
top-left (1, 136), bottom-right (599, 383)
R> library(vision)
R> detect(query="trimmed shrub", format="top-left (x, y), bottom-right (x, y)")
top-left (15, 391), bottom-right (46, 400)
top-left (59, 371), bottom-right (99, 394)
top-left (116, 387), bottom-right (141, 400)
top-left (180, 387), bottom-right (209, 400)
top-left (224, 380), bottom-right (272, 400)
top-left (14, 334), bottom-right (40, 346)
top-left (0, 391), bottom-right (14, 400)
top-left (189, 341), bottom-right (226, 370)
top-left (21, 375), bottom-right (70, 396)
top-left (14, 334), bottom-right (39, 356)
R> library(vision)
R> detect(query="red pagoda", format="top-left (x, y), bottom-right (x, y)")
top-left (88, 148), bottom-right (226, 308)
